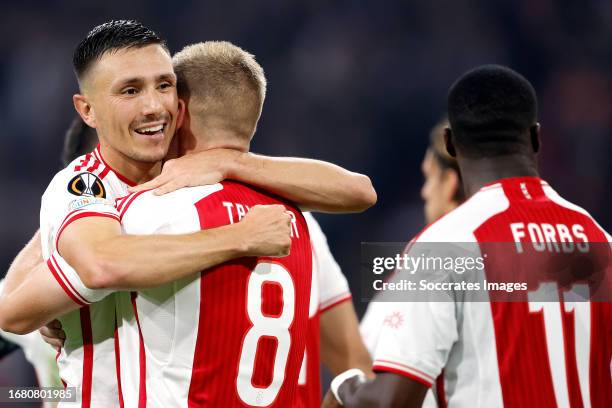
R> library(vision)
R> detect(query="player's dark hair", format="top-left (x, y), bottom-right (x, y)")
top-left (447, 65), bottom-right (538, 157)
top-left (62, 116), bottom-right (99, 166)
top-left (73, 20), bottom-right (167, 80)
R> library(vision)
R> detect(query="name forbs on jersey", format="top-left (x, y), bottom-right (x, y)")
top-left (222, 200), bottom-right (301, 239)
top-left (67, 172), bottom-right (106, 198)
top-left (510, 222), bottom-right (589, 253)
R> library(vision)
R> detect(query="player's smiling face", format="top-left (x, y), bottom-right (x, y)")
top-left (84, 44), bottom-right (182, 164)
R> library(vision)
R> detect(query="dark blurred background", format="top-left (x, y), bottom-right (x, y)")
top-left (1, 0), bottom-right (611, 389)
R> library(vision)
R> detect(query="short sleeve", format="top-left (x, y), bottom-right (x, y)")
top-left (303, 213), bottom-right (352, 313)
top-left (40, 169), bottom-right (119, 259)
top-left (371, 300), bottom-right (457, 387)
top-left (46, 251), bottom-right (113, 305)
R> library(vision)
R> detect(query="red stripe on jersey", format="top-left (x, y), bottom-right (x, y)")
top-left (50, 255), bottom-right (91, 305)
top-left (131, 292), bottom-right (147, 408)
top-left (47, 258), bottom-right (88, 307)
top-left (95, 145), bottom-right (137, 186)
top-left (436, 371), bottom-right (447, 408)
top-left (115, 194), bottom-right (130, 212)
top-left (86, 160), bottom-right (101, 173)
top-left (298, 314), bottom-right (322, 407)
top-left (80, 307), bottom-right (93, 408)
top-left (92, 147), bottom-right (102, 163)
top-left (187, 181), bottom-right (312, 407)
top-left (56, 211), bottom-right (120, 250)
top-left (114, 317), bottom-right (125, 408)
top-left (373, 359), bottom-right (434, 383)
top-left (473, 177), bottom-right (611, 407)
top-left (98, 166), bottom-right (111, 181)
top-left (319, 293), bottom-right (352, 314)
top-left (372, 363), bottom-right (434, 387)
top-left (74, 154), bottom-right (92, 172)
top-left (119, 190), bottom-right (149, 221)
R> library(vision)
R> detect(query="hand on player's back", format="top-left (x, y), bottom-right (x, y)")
top-left (129, 148), bottom-right (241, 195)
top-left (238, 205), bottom-right (292, 258)
top-left (39, 319), bottom-right (65, 351)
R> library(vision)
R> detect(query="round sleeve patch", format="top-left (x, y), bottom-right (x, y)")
top-left (67, 172), bottom-right (106, 198)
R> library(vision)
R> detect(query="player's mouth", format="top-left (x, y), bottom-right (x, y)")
top-left (133, 122), bottom-right (167, 141)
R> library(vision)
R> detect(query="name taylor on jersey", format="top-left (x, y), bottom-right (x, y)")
top-left (221, 200), bottom-right (301, 239)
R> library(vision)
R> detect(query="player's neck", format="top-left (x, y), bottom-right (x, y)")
top-left (98, 144), bottom-right (162, 186)
top-left (459, 155), bottom-right (539, 197)
top-left (182, 132), bottom-right (249, 155)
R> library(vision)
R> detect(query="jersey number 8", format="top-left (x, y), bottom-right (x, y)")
top-left (237, 262), bottom-right (295, 406)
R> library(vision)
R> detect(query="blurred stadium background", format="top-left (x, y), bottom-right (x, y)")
top-left (1, 0), bottom-right (611, 390)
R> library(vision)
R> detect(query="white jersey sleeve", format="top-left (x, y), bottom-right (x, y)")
top-left (303, 213), bottom-right (351, 313)
top-left (40, 163), bottom-right (119, 305)
top-left (371, 300), bottom-right (457, 387)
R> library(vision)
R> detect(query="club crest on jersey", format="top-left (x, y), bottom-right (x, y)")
top-left (67, 172), bottom-right (106, 198)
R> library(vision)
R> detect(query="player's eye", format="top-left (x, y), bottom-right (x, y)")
top-left (122, 87), bottom-right (139, 95)
top-left (158, 82), bottom-right (174, 91)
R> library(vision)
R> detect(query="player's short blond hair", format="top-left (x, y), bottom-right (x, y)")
top-left (173, 41), bottom-right (267, 140)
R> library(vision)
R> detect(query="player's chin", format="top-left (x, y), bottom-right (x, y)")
top-left (132, 142), bottom-right (170, 163)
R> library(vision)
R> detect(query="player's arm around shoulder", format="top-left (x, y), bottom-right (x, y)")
top-left (60, 192), bottom-right (296, 291)
top-left (130, 148), bottom-right (377, 213)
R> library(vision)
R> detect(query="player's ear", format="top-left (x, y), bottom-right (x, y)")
top-left (529, 123), bottom-right (541, 153)
top-left (443, 169), bottom-right (460, 202)
top-left (176, 99), bottom-right (186, 130)
top-left (73, 94), bottom-right (96, 128)
top-left (444, 127), bottom-right (456, 157)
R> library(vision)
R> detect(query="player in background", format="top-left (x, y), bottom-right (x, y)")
top-left (0, 20), bottom-right (376, 407)
top-left (326, 65), bottom-right (611, 407)
top-left (357, 118), bottom-right (465, 408)
top-left (61, 115), bottom-right (99, 167)
top-left (360, 117), bottom-right (464, 356)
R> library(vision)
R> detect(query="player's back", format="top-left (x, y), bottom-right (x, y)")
top-left (469, 177), bottom-right (611, 407)
top-left (372, 176), bottom-right (611, 407)
top-left (119, 181), bottom-right (312, 408)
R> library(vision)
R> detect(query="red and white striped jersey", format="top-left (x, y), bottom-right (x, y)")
top-left (371, 177), bottom-right (612, 407)
top-left (40, 145), bottom-right (135, 407)
top-left (297, 213), bottom-right (351, 407)
top-left (118, 181), bottom-right (312, 407)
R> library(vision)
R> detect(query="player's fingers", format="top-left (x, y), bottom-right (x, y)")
top-left (129, 174), bottom-right (168, 193)
top-left (153, 180), bottom-right (181, 196)
top-left (48, 319), bottom-right (62, 329)
top-left (40, 332), bottom-right (64, 349)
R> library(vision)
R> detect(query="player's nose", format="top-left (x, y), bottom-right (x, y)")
top-left (141, 88), bottom-right (164, 116)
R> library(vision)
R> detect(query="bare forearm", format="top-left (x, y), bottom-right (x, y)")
top-left (3, 231), bottom-right (42, 295)
top-left (77, 224), bottom-right (247, 290)
top-left (0, 262), bottom-right (75, 334)
top-left (230, 153), bottom-right (376, 213)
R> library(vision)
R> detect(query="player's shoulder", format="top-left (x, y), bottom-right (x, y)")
top-left (42, 153), bottom-right (110, 207)
top-left (542, 184), bottom-right (611, 239)
top-left (417, 186), bottom-right (510, 242)
top-left (119, 184), bottom-right (224, 228)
